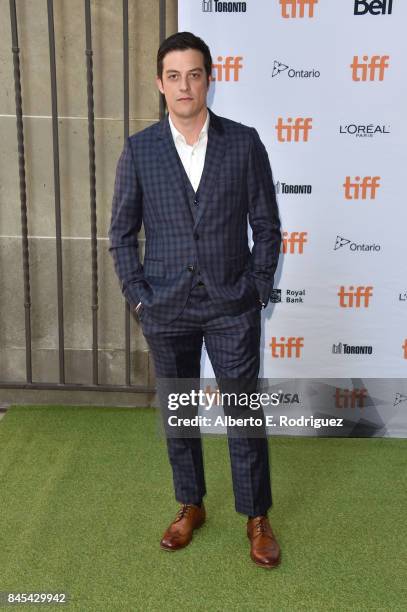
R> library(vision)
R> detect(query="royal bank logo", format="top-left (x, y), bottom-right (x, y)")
top-left (354, 0), bottom-right (394, 15)
top-left (334, 235), bottom-right (381, 252)
top-left (202, 0), bottom-right (247, 12)
top-left (270, 288), bottom-right (306, 304)
top-left (332, 342), bottom-right (373, 355)
top-left (339, 123), bottom-right (390, 138)
top-left (272, 59), bottom-right (320, 79)
top-left (275, 181), bottom-right (312, 195)
top-left (270, 289), bottom-right (282, 303)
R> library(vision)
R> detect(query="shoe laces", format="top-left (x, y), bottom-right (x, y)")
top-left (175, 504), bottom-right (193, 522)
top-left (253, 517), bottom-right (269, 535)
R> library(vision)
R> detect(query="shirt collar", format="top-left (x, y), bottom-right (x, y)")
top-left (168, 110), bottom-right (210, 146)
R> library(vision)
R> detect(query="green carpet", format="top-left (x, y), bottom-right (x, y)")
top-left (0, 405), bottom-right (406, 611)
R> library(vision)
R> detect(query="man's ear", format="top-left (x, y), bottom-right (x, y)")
top-left (156, 76), bottom-right (164, 94)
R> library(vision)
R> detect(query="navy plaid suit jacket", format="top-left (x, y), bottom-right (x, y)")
top-left (108, 109), bottom-right (281, 324)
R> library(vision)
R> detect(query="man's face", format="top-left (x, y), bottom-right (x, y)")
top-left (156, 49), bottom-right (209, 120)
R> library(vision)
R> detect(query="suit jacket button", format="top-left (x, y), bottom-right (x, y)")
top-left (193, 233), bottom-right (199, 240)
top-left (187, 264), bottom-right (195, 272)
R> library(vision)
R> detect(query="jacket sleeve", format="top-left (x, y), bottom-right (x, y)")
top-left (247, 127), bottom-right (281, 305)
top-left (108, 137), bottom-right (145, 310)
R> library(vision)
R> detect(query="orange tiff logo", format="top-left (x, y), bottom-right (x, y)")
top-left (270, 337), bottom-right (304, 358)
top-left (350, 55), bottom-right (390, 81)
top-left (338, 285), bottom-right (373, 308)
top-left (282, 231), bottom-right (308, 254)
top-left (275, 117), bottom-right (312, 142)
top-left (211, 56), bottom-right (243, 81)
top-left (403, 339), bottom-right (407, 359)
top-left (335, 388), bottom-right (367, 410)
top-left (280, 0), bottom-right (319, 18)
top-left (343, 176), bottom-right (380, 200)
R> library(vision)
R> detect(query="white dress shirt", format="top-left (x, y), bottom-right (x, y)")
top-left (168, 111), bottom-right (209, 192)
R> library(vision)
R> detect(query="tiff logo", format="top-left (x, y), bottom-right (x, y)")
top-left (282, 231), bottom-right (308, 254)
top-left (354, 0), bottom-right (394, 15)
top-left (280, 0), bottom-right (319, 18)
top-left (275, 117), bottom-right (313, 142)
top-left (350, 55), bottom-right (390, 81)
top-left (270, 336), bottom-right (304, 358)
top-left (338, 285), bottom-right (373, 308)
top-left (335, 388), bottom-right (368, 410)
top-left (343, 176), bottom-right (380, 200)
top-left (212, 56), bottom-right (243, 81)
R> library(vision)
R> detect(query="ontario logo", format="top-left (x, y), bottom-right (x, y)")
top-left (202, 0), bottom-right (247, 12)
top-left (334, 235), bottom-right (381, 252)
top-left (272, 59), bottom-right (320, 79)
top-left (394, 393), bottom-right (407, 407)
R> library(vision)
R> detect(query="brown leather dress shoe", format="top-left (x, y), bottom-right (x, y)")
top-left (247, 516), bottom-right (281, 568)
top-left (160, 503), bottom-right (206, 551)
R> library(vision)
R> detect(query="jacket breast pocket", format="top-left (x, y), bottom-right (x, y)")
top-left (143, 258), bottom-right (165, 278)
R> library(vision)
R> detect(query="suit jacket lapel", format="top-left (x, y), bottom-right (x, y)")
top-left (157, 115), bottom-right (195, 225)
top-left (194, 109), bottom-right (226, 229)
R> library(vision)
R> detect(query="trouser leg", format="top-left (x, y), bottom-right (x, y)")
top-left (142, 326), bottom-right (206, 505)
top-left (204, 303), bottom-right (272, 516)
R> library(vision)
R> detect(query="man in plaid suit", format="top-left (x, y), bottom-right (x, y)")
top-left (108, 32), bottom-right (281, 568)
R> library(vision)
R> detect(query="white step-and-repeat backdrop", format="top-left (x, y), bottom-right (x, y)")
top-left (178, 0), bottom-right (407, 436)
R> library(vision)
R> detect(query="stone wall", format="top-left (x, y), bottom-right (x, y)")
top-left (0, 0), bottom-right (177, 407)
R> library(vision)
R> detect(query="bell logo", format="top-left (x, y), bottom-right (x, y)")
top-left (275, 117), bottom-right (312, 142)
top-left (350, 55), bottom-right (390, 81)
top-left (403, 339), bottom-right (407, 359)
top-left (280, 0), bottom-right (319, 18)
top-left (211, 56), bottom-right (243, 81)
top-left (335, 388), bottom-right (368, 409)
top-left (270, 337), bottom-right (304, 358)
top-left (343, 176), bottom-right (380, 200)
top-left (354, 0), bottom-right (393, 15)
top-left (338, 285), bottom-right (373, 308)
top-left (282, 231), bottom-right (308, 254)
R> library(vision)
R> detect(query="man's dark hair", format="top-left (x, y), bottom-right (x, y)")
top-left (157, 31), bottom-right (213, 83)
